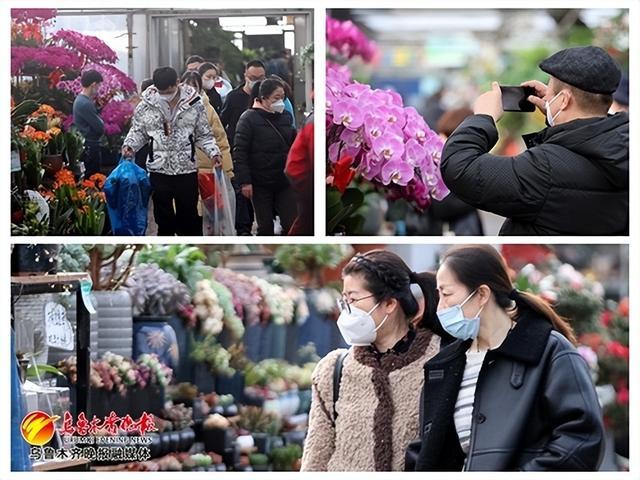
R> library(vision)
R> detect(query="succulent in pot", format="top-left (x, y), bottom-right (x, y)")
top-left (123, 263), bottom-right (191, 317)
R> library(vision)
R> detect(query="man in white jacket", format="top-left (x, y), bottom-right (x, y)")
top-left (122, 66), bottom-right (220, 236)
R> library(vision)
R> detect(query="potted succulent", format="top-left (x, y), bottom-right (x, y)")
top-left (270, 444), bottom-right (302, 471)
top-left (202, 413), bottom-right (236, 455)
top-left (235, 406), bottom-right (282, 454)
top-left (123, 263), bottom-right (191, 369)
top-left (272, 245), bottom-right (352, 287)
top-left (249, 453), bottom-right (270, 471)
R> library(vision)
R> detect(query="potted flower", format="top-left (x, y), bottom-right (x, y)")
top-left (273, 244), bottom-right (352, 287)
top-left (123, 263), bottom-right (191, 370)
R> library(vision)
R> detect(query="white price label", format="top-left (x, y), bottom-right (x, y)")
top-left (44, 302), bottom-right (74, 350)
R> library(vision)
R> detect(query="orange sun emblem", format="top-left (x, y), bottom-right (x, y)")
top-left (20, 411), bottom-right (60, 446)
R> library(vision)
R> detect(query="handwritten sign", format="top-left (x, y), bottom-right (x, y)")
top-left (44, 302), bottom-right (74, 350)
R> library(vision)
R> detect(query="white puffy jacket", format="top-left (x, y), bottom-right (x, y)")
top-left (123, 84), bottom-right (220, 175)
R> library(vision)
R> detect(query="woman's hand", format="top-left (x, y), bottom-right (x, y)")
top-left (241, 184), bottom-right (253, 199)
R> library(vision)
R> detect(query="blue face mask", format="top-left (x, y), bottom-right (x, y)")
top-left (436, 289), bottom-right (484, 340)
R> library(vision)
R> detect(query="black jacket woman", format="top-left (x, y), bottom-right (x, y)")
top-left (233, 79), bottom-right (297, 236)
top-left (409, 245), bottom-right (604, 471)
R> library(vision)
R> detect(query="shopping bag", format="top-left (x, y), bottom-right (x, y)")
top-left (104, 158), bottom-right (152, 235)
top-left (198, 168), bottom-right (236, 236)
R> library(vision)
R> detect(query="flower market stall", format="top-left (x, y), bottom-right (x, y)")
top-left (11, 9), bottom-right (135, 236)
top-left (11, 244), bottom-right (351, 472)
top-left (10, 243), bottom-right (628, 471)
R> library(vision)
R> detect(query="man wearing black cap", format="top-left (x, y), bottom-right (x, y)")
top-left (440, 46), bottom-right (629, 235)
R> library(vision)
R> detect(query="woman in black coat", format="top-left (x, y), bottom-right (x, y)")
top-left (408, 245), bottom-right (604, 471)
top-left (233, 79), bottom-right (297, 236)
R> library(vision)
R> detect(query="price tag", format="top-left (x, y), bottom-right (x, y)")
top-left (80, 278), bottom-right (96, 314)
top-left (44, 302), bottom-right (74, 350)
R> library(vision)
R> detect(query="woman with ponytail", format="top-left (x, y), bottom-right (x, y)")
top-left (301, 250), bottom-right (442, 471)
top-left (412, 244), bottom-right (604, 471)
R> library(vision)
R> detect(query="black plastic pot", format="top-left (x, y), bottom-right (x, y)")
top-left (11, 244), bottom-right (60, 275)
top-left (179, 428), bottom-right (196, 451)
top-left (168, 431), bottom-right (181, 452)
top-left (203, 427), bottom-right (236, 454)
top-left (159, 432), bottom-right (171, 455)
top-left (148, 432), bottom-right (162, 458)
top-left (252, 432), bottom-right (271, 454)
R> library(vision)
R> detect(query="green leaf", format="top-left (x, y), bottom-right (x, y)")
top-left (26, 364), bottom-right (64, 379)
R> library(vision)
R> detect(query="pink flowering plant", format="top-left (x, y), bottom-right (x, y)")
top-left (326, 18), bottom-right (449, 234)
top-left (11, 9), bottom-right (136, 151)
top-left (326, 17), bottom-right (378, 63)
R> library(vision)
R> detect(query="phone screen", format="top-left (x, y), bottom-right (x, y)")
top-left (500, 86), bottom-right (536, 112)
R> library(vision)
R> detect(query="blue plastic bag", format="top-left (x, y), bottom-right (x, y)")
top-left (104, 158), bottom-right (151, 235)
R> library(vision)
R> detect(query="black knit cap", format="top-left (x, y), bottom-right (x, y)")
top-left (539, 46), bottom-right (621, 94)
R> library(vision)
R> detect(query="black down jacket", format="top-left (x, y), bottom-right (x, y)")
top-left (440, 112), bottom-right (628, 235)
top-left (407, 307), bottom-right (604, 471)
top-left (233, 108), bottom-right (296, 190)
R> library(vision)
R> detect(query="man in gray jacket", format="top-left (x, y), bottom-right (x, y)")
top-left (122, 66), bottom-right (220, 236)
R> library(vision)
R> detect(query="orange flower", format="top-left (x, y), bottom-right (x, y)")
top-left (89, 173), bottom-right (107, 190)
top-left (54, 168), bottom-right (76, 188)
top-left (37, 104), bottom-right (56, 116)
top-left (76, 189), bottom-right (87, 201)
top-left (47, 127), bottom-right (62, 137)
top-left (93, 191), bottom-right (106, 203)
top-left (82, 179), bottom-right (95, 189)
top-left (20, 125), bottom-right (51, 143)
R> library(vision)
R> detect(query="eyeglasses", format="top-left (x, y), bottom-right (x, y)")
top-left (337, 293), bottom-right (376, 314)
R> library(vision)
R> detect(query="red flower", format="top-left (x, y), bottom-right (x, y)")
top-left (332, 155), bottom-right (355, 193)
top-left (606, 341), bottom-right (629, 360)
top-left (600, 310), bottom-right (614, 328)
top-left (579, 332), bottom-right (604, 351)
top-left (616, 384), bottom-right (629, 405)
top-left (11, 209), bottom-right (24, 224)
top-left (618, 297), bottom-right (629, 318)
top-left (48, 68), bottom-right (64, 89)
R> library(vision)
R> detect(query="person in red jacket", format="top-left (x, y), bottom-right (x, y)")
top-left (286, 111), bottom-right (314, 235)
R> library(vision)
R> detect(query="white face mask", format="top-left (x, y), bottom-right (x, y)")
top-left (545, 91), bottom-right (564, 127)
top-left (158, 89), bottom-right (178, 102)
top-left (337, 302), bottom-right (389, 346)
top-left (203, 79), bottom-right (215, 90)
top-left (246, 79), bottom-right (258, 90)
top-left (270, 99), bottom-right (286, 114)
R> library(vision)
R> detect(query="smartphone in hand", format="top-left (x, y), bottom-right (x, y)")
top-left (500, 86), bottom-right (536, 112)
